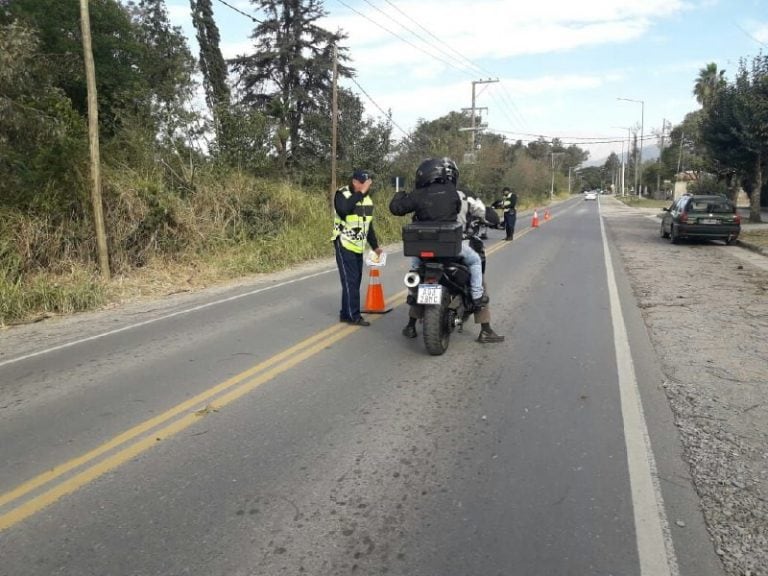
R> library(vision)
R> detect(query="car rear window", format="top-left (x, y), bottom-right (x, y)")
top-left (688, 199), bottom-right (734, 213)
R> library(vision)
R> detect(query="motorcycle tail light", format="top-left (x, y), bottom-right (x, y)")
top-left (420, 251), bottom-right (435, 258)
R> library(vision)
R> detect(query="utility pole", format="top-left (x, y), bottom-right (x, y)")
top-left (460, 79), bottom-right (498, 158)
top-left (550, 152), bottom-right (564, 201)
top-left (656, 118), bottom-right (667, 196)
top-left (330, 43), bottom-right (338, 209)
top-left (80, 0), bottom-right (110, 281)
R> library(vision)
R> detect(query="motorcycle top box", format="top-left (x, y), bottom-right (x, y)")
top-left (402, 221), bottom-right (463, 258)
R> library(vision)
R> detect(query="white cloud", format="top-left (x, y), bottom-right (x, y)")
top-left (752, 22), bottom-right (768, 43)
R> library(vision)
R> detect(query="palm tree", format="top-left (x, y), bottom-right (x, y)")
top-left (693, 62), bottom-right (726, 108)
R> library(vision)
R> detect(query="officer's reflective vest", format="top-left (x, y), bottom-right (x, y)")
top-left (502, 192), bottom-right (517, 214)
top-left (332, 187), bottom-right (374, 254)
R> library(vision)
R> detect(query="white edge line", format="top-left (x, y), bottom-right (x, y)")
top-left (0, 268), bottom-right (335, 369)
top-left (599, 205), bottom-right (680, 576)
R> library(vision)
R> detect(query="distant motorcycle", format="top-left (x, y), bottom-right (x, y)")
top-left (402, 221), bottom-right (481, 355)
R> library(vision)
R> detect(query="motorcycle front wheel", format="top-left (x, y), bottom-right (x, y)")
top-left (422, 291), bottom-right (451, 355)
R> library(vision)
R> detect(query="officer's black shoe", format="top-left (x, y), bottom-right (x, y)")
top-left (473, 292), bottom-right (489, 307)
top-left (477, 329), bottom-right (505, 343)
top-left (402, 324), bottom-right (417, 338)
top-left (347, 317), bottom-right (370, 326)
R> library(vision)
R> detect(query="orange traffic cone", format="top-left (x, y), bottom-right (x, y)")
top-left (544, 208), bottom-right (551, 221)
top-left (363, 268), bottom-right (392, 314)
top-left (531, 209), bottom-right (540, 228)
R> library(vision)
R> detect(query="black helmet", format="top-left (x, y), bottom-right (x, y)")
top-left (415, 157), bottom-right (459, 189)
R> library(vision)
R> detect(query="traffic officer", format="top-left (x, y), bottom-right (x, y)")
top-left (500, 186), bottom-right (518, 241)
top-left (332, 169), bottom-right (382, 326)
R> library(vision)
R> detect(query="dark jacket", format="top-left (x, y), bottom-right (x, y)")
top-left (389, 182), bottom-right (461, 222)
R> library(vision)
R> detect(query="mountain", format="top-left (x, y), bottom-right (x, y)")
top-left (585, 143), bottom-right (660, 168)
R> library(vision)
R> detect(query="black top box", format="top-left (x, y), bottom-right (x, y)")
top-left (402, 221), bottom-right (463, 257)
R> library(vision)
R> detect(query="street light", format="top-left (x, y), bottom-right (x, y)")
top-left (617, 97), bottom-right (644, 195)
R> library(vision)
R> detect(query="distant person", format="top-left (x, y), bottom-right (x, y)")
top-left (332, 169), bottom-right (382, 326)
top-left (493, 187), bottom-right (518, 241)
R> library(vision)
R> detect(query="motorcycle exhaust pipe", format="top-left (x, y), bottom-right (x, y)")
top-left (404, 271), bottom-right (421, 288)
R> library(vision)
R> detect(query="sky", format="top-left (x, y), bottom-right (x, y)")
top-left (166, 0), bottom-right (768, 164)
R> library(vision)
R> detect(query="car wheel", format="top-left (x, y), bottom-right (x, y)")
top-left (660, 223), bottom-right (669, 239)
top-left (670, 224), bottom-right (680, 244)
top-left (725, 236), bottom-right (736, 245)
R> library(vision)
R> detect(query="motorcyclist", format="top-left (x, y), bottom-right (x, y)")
top-left (391, 158), bottom-right (504, 343)
top-left (389, 157), bottom-right (487, 306)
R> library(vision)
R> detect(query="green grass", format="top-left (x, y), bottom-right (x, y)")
top-left (0, 267), bottom-right (106, 326)
top-left (614, 195), bottom-right (671, 210)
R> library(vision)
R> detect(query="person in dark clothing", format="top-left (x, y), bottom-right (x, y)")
top-left (391, 158), bottom-right (503, 343)
top-left (389, 157), bottom-right (485, 305)
top-left (493, 186), bottom-right (518, 240)
top-left (332, 169), bottom-right (383, 326)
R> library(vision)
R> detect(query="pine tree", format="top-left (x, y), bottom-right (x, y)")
top-left (230, 0), bottom-right (352, 173)
top-left (190, 0), bottom-right (231, 146)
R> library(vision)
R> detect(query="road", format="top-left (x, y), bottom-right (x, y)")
top-left (0, 198), bottom-right (725, 576)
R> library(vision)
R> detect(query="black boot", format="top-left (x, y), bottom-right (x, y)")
top-left (402, 319), bottom-right (417, 338)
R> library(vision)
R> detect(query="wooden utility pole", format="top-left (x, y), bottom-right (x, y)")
top-left (330, 44), bottom-right (339, 210)
top-left (80, 0), bottom-right (110, 280)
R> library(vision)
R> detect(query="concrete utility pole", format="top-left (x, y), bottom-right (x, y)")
top-left (617, 97), bottom-right (644, 195)
top-left (656, 119), bottom-right (668, 195)
top-left (550, 152), bottom-right (564, 201)
top-left (462, 79), bottom-right (498, 154)
top-left (330, 43), bottom-right (338, 209)
top-left (80, 0), bottom-right (110, 280)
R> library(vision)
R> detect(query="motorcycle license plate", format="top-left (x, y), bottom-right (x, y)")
top-left (417, 284), bottom-right (443, 305)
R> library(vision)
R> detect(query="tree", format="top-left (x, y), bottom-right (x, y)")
top-left (0, 22), bottom-right (88, 214)
top-left (300, 86), bottom-right (392, 186)
top-left (128, 0), bottom-right (196, 142)
top-left (190, 0), bottom-right (232, 155)
top-left (4, 0), bottom-right (146, 135)
top-left (231, 0), bottom-right (351, 173)
top-left (701, 54), bottom-right (767, 220)
top-left (693, 62), bottom-right (726, 109)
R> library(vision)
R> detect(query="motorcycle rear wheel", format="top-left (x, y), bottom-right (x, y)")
top-left (423, 292), bottom-right (451, 355)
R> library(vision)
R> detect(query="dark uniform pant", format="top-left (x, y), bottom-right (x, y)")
top-left (504, 210), bottom-right (517, 240)
top-left (334, 238), bottom-right (363, 321)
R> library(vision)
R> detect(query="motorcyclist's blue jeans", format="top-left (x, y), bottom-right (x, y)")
top-left (410, 240), bottom-right (483, 300)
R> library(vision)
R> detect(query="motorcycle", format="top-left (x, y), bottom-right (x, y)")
top-left (402, 221), bottom-right (481, 355)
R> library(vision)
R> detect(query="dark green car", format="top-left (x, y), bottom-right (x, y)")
top-left (660, 194), bottom-right (741, 244)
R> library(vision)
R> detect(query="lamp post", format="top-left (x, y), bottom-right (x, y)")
top-left (617, 97), bottom-right (644, 195)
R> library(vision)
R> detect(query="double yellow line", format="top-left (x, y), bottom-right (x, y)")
top-left (0, 216), bottom-right (553, 532)
top-left (0, 309), bottom-right (404, 531)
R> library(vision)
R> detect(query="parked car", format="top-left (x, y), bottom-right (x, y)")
top-left (584, 191), bottom-right (598, 201)
top-left (660, 194), bottom-right (740, 244)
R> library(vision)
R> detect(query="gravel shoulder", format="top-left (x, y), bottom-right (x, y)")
top-left (602, 197), bottom-right (768, 576)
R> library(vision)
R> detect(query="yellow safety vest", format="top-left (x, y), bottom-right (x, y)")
top-left (332, 187), bottom-right (374, 254)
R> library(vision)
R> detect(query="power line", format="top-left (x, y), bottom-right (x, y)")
top-left (376, 0), bottom-right (529, 130)
top-left (213, 0), bottom-right (262, 24)
top-left (334, 0), bottom-right (460, 72)
top-left (348, 76), bottom-right (411, 139)
top-left (380, 0), bottom-right (490, 78)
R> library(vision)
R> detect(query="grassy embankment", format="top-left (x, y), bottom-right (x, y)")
top-left (0, 171), bottom-right (553, 327)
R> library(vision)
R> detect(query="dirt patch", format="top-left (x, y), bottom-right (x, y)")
top-left (602, 199), bottom-right (768, 576)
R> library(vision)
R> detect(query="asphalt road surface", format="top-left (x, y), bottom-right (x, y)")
top-left (0, 197), bottom-right (725, 576)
